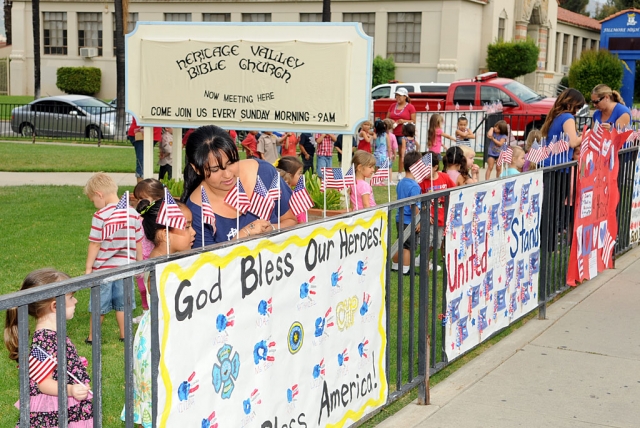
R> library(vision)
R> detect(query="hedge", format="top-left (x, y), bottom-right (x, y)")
top-left (56, 67), bottom-right (102, 95)
top-left (372, 55), bottom-right (396, 87)
top-left (568, 49), bottom-right (623, 101)
top-left (486, 39), bottom-right (539, 79)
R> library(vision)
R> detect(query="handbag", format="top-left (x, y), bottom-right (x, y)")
top-left (134, 130), bottom-right (144, 141)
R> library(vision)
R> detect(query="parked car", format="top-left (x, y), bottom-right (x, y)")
top-left (10, 95), bottom-right (132, 139)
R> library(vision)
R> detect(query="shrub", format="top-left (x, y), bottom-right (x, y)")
top-left (160, 175), bottom-right (184, 197)
top-left (304, 170), bottom-right (342, 210)
top-left (486, 39), bottom-right (540, 79)
top-left (372, 55), bottom-right (396, 87)
top-left (568, 49), bottom-right (623, 101)
top-left (56, 67), bottom-right (101, 95)
top-left (559, 75), bottom-right (569, 88)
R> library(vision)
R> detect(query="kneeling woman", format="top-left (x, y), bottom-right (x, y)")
top-left (181, 125), bottom-right (297, 245)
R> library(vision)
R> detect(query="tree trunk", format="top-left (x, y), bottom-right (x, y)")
top-left (114, 0), bottom-right (126, 135)
top-left (32, 0), bottom-right (40, 99)
top-left (322, 0), bottom-right (330, 22)
top-left (4, 0), bottom-right (12, 45)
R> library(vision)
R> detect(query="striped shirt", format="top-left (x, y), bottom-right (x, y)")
top-left (89, 204), bottom-right (143, 271)
top-left (455, 128), bottom-right (472, 147)
top-left (314, 134), bottom-right (334, 157)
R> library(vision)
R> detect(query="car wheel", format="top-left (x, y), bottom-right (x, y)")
top-left (87, 125), bottom-right (102, 139)
top-left (20, 123), bottom-right (35, 137)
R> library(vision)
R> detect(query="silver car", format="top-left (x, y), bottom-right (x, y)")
top-left (10, 95), bottom-right (132, 139)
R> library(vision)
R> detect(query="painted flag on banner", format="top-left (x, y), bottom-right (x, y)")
top-left (289, 176), bottom-right (314, 217)
top-left (526, 141), bottom-right (548, 164)
top-left (102, 193), bottom-right (129, 240)
top-left (201, 186), bottom-right (216, 227)
top-left (249, 176), bottom-right (275, 220)
top-left (158, 191), bottom-right (186, 229)
top-left (497, 146), bottom-right (513, 166)
top-left (344, 165), bottom-right (357, 188)
top-left (602, 232), bottom-right (615, 266)
top-left (321, 168), bottom-right (347, 190)
top-left (224, 179), bottom-right (250, 214)
top-left (580, 135), bottom-right (589, 158)
top-left (370, 159), bottom-right (390, 186)
top-left (408, 153), bottom-right (432, 184)
top-left (267, 175), bottom-right (281, 202)
top-left (29, 346), bottom-right (57, 383)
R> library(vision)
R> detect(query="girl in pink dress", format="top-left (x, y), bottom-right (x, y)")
top-left (5, 269), bottom-right (93, 427)
top-left (428, 114), bottom-right (455, 154)
top-left (350, 151), bottom-right (377, 210)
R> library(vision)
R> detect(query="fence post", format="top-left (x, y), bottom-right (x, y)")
top-left (418, 335), bottom-right (431, 405)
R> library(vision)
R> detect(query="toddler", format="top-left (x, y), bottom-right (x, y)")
top-left (524, 129), bottom-right (543, 172)
top-left (501, 146), bottom-right (525, 177)
top-left (275, 156), bottom-right (306, 222)
top-left (428, 114), bottom-right (455, 154)
top-left (455, 116), bottom-right (475, 147)
top-left (460, 145), bottom-right (480, 183)
top-left (486, 120), bottom-right (509, 180)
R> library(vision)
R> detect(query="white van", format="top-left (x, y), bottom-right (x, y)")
top-left (371, 82), bottom-right (450, 100)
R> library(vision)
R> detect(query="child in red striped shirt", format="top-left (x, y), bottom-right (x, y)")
top-left (83, 173), bottom-right (143, 345)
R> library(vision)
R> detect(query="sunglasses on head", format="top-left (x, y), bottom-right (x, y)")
top-left (591, 96), bottom-right (605, 105)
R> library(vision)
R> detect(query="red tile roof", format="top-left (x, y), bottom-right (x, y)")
top-left (600, 8), bottom-right (640, 23)
top-left (557, 7), bottom-right (601, 31)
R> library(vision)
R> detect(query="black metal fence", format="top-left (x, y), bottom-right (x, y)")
top-left (1, 155), bottom-right (637, 427)
top-left (0, 103), bottom-right (130, 144)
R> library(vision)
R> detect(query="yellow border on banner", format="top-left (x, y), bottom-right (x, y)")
top-left (158, 210), bottom-right (388, 427)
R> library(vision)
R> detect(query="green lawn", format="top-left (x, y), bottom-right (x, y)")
top-left (0, 142), bottom-right (161, 173)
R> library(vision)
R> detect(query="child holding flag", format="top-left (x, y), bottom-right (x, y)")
top-left (83, 173), bottom-right (143, 344)
top-left (275, 156), bottom-right (311, 222)
top-left (4, 269), bottom-right (93, 426)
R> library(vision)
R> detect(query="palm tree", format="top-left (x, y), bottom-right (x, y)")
top-left (32, 0), bottom-right (40, 99)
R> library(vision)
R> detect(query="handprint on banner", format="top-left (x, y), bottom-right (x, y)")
top-left (177, 371), bottom-right (199, 412)
top-left (312, 359), bottom-right (326, 381)
top-left (299, 276), bottom-right (317, 301)
top-left (216, 308), bottom-right (235, 333)
top-left (287, 384), bottom-right (299, 404)
top-left (356, 257), bottom-right (368, 283)
top-left (360, 292), bottom-right (372, 316)
top-left (337, 348), bottom-right (350, 375)
top-left (211, 344), bottom-right (240, 399)
top-left (200, 411), bottom-right (218, 428)
top-left (256, 298), bottom-right (272, 327)
top-left (313, 307), bottom-right (335, 343)
top-left (242, 389), bottom-right (261, 417)
top-left (253, 337), bottom-right (276, 367)
top-left (358, 339), bottom-right (369, 358)
top-left (331, 266), bottom-right (343, 293)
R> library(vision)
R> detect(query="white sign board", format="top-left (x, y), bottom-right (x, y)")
top-left (443, 172), bottom-right (543, 361)
top-left (630, 149), bottom-right (640, 245)
top-left (126, 23), bottom-right (372, 133)
top-left (155, 210), bottom-right (388, 427)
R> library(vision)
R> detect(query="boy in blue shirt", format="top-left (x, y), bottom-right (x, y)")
top-left (392, 151), bottom-right (422, 274)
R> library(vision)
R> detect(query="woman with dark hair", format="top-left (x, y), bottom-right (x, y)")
top-left (181, 125), bottom-right (296, 245)
top-left (591, 84), bottom-right (631, 131)
top-left (540, 88), bottom-right (585, 167)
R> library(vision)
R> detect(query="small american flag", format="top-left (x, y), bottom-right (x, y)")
top-left (553, 138), bottom-right (569, 155)
top-left (370, 159), bottom-right (390, 186)
top-left (102, 192), bottom-right (129, 240)
top-left (526, 141), bottom-right (548, 164)
top-left (408, 153), bottom-right (432, 184)
top-left (267, 175), bottom-right (281, 202)
top-left (602, 232), bottom-right (616, 267)
top-left (289, 176), bottom-right (314, 216)
top-left (29, 345), bottom-right (57, 383)
top-left (249, 176), bottom-right (275, 220)
top-left (224, 179), bottom-right (250, 214)
top-left (157, 191), bottom-right (186, 229)
top-left (321, 168), bottom-right (347, 190)
top-left (497, 146), bottom-right (513, 167)
top-left (344, 165), bottom-right (357, 188)
top-left (201, 186), bottom-right (215, 227)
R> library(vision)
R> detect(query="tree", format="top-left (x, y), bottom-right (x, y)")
top-left (486, 39), bottom-right (540, 79)
top-left (594, 0), bottom-right (640, 19)
top-left (568, 49), bottom-right (623, 101)
top-left (114, 0), bottom-right (126, 134)
top-left (560, 0), bottom-right (589, 15)
top-left (372, 55), bottom-right (395, 86)
top-left (32, 0), bottom-right (40, 99)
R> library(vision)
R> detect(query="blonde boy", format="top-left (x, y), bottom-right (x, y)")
top-left (83, 173), bottom-right (143, 344)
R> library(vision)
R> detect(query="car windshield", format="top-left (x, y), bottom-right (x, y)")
top-left (504, 82), bottom-right (543, 103)
top-left (74, 98), bottom-right (114, 114)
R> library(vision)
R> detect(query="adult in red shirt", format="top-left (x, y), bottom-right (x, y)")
top-left (127, 118), bottom-right (162, 181)
top-left (388, 88), bottom-right (417, 178)
top-left (241, 131), bottom-right (260, 159)
top-left (281, 132), bottom-right (298, 157)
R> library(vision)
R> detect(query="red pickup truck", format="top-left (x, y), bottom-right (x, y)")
top-left (374, 72), bottom-right (556, 139)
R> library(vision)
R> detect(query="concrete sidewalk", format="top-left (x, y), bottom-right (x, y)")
top-left (376, 247), bottom-right (640, 428)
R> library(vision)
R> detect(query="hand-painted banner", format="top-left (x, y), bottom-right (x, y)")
top-left (444, 172), bottom-right (543, 361)
top-left (630, 148), bottom-right (640, 245)
top-left (567, 128), bottom-right (631, 285)
top-left (155, 210), bottom-right (388, 427)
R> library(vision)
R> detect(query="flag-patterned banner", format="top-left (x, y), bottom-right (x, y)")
top-left (224, 179), bottom-right (250, 214)
top-left (497, 146), bottom-right (513, 167)
top-left (289, 176), bottom-right (314, 216)
top-left (321, 168), bottom-right (347, 190)
top-left (408, 153), bottom-right (432, 184)
top-left (344, 165), bottom-right (357, 188)
top-left (158, 191), bottom-right (186, 229)
top-left (29, 346), bottom-right (57, 383)
top-left (201, 186), bottom-right (216, 227)
top-left (267, 175), bottom-right (281, 202)
top-left (249, 176), bottom-right (275, 220)
top-left (602, 231), bottom-right (615, 267)
top-left (102, 192), bottom-right (130, 240)
top-left (370, 159), bottom-right (390, 186)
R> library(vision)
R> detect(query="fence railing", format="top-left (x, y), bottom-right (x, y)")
top-left (1, 153), bottom-right (636, 427)
top-left (0, 103), bottom-right (131, 144)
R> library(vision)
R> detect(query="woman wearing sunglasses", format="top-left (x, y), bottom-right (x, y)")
top-left (591, 84), bottom-right (631, 131)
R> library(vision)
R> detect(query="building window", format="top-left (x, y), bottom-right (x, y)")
top-left (572, 37), bottom-right (579, 62)
top-left (498, 18), bottom-right (505, 41)
top-left (300, 13), bottom-right (323, 22)
top-left (113, 13), bottom-right (138, 55)
top-left (591, 39), bottom-right (598, 51)
top-left (343, 13), bottom-right (375, 40)
top-left (242, 13), bottom-right (271, 22)
top-left (203, 13), bottom-right (230, 22)
top-left (582, 38), bottom-right (588, 52)
top-left (387, 12), bottom-right (421, 63)
top-left (43, 12), bottom-right (67, 55)
top-left (562, 34), bottom-right (569, 65)
top-left (78, 12), bottom-right (102, 56)
top-left (165, 13), bottom-right (192, 22)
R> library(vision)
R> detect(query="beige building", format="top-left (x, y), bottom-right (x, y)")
top-left (9, 0), bottom-right (601, 99)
